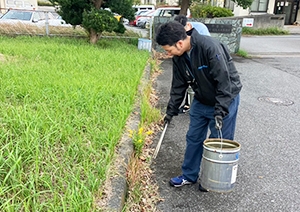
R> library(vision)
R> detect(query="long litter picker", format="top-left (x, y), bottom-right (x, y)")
top-left (152, 122), bottom-right (168, 159)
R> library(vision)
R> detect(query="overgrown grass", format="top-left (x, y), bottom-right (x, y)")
top-left (236, 49), bottom-right (249, 58)
top-left (0, 23), bottom-right (142, 38)
top-left (0, 36), bottom-right (150, 210)
top-left (242, 27), bottom-right (289, 35)
top-left (125, 58), bottom-right (162, 212)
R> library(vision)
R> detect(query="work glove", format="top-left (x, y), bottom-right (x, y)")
top-left (215, 115), bottom-right (223, 130)
top-left (164, 114), bottom-right (173, 124)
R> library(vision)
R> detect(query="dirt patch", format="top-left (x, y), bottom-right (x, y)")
top-left (0, 54), bottom-right (6, 62)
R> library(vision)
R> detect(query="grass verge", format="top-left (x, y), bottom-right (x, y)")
top-left (236, 49), bottom-right (249, 58)
top-left (124, 57), bottom-right (163, 212)
top-left (0, 23), bottom-right (142, 38)
top-left (242, 27), bottom-right (289, 35)
top-left (0, 35), bottom-right (150, 210)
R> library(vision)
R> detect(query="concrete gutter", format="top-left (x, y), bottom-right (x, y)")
top-left (96, 64), bottom-right (151, 211)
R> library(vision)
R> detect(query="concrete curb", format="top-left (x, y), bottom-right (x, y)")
top-left (97, 63), bottom-right (151, 211)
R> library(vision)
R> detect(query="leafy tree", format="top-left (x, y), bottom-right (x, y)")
top-left (179, 0), bottom-right (190, 15)
top-left (49, 0), bottom-right (135, 44)
top-left (191, 5), bottom-right (233, 18)
top-left (181, 0), bottom-right (254, 13)
top-left (82, 8), bottom-right (118, 43)
top-left (232, 0), bottom-right (253, 9)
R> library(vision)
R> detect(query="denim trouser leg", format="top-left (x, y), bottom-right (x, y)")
top-left (182, 94), bottom-right (240, 182)
top-left (182, 99), bottom-right (210, 182)
top-left (209, 94), bottom-right (240, 140)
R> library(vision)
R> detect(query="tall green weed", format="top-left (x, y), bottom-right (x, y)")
top-left (0, 36), bottom-right (149, 210)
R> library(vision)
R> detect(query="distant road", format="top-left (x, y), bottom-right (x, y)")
top-left (125, 25), bottom-right (149, 38)
top-left (240, 35), bottom-right (300, 57)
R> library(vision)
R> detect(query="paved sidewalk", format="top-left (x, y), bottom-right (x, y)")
top-left (284, 25), bottom-right (300, 34)
top-left (151, 35), bottom-right (300, 211)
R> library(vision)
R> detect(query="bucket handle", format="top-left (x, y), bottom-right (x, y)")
top-left (218, 129), bottom-right (223, 159)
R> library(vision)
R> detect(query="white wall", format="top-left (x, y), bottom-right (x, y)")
top-left (233, 4), bottom-right (250, 16)
top-left (233, 0), bottom-right (276, 16)
top-left (4, 0), bottom-right (38, 9)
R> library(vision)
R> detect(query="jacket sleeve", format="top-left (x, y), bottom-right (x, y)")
top-left (207, 43), bottom-right (235, 118)
top-left (166, 59), bottom-right (189, 116)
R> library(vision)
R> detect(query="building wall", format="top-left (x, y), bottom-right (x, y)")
top-left (233, 5), bottom-right (250, 16)
top-left (1, 0), bottom-right (38, 10)
top-left (232, 0), bottom-right (276, 16)
top-left (0, 0), bottom-right (5, 12)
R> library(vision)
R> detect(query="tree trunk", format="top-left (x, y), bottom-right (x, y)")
top-left (94, 0), bottom-right (103, 9)
top-left (89, 29), bottom-right (99, 44)
top-left (180, 0), bottom-right (190, 16)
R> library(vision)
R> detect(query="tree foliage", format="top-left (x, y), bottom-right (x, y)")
top-left (49, 0), bottom-right (91, 26)
top-left (191, 5), bottom-right (233, 18)
top-left (49, 0), bottom-right (135, 44)
top-left (104, 0), bottom-right (135, 21)
top-left (82, 8), bottom-right (118, 33)
top-left (181, 0), bottom-right (254, 11)
top-left (232, 0), bottom-right (254, 9)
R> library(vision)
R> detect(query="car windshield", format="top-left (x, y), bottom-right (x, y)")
top-left (1, 10), bottom-right (33, 21)
top-left (153, 9), bottom-right (161, 16)
top-left (141, 10), bottom-right (154, 16)
top-left (135, 10), bottom-right (148, 16)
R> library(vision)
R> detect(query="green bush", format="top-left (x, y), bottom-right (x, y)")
top-left (82, 8), bottom-right (118, 34)
top-left (115, 21), bottom-right (126, 34)
top-left (242, 27), bottom-right (289, 35)
top-left (191, 4), bottom-right (233, 18)
top-left (37, 0), bottom-right (53, 6)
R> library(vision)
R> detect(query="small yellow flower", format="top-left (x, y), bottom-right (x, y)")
top-left (138, 127), bottom-right (144, 135)
top-left (146, 130), bottom-right (153, 135)
top-left (138, 139), bottom-right (143, 143)
top-left (128, 130), bottom-right (134, 138)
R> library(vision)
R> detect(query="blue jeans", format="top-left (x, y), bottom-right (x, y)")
top-left (182, 94), bottom-right (240, 182)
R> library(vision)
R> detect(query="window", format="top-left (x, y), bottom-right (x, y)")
top-left (250, 0), bottom-right (269, 12)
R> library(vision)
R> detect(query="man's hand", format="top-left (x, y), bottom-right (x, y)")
top-left (215, 115), bottom-right (223, 130)
top-left (164, 114), bottom-right (173, 124)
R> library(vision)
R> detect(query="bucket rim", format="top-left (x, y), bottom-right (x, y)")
top-left (203, 138), bottom-right (241, 153)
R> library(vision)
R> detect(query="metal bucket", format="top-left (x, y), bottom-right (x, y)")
top-left (200, 138), bottom-right (241, 193)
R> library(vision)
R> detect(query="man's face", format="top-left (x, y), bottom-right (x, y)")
top-left (162, 41), bottom-right (185, 57)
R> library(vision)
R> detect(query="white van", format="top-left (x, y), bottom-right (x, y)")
top-left (132, 5), bottom-right (155, 12)
top-left (153, 7), bottom-right (191, 18)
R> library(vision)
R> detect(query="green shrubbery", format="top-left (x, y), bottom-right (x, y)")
top-left (190, 4), bottom-right (233, 18)
top-left (37, 0), bottom-right (53, 6)
top-left (242, 27), bottom-right (289, 35)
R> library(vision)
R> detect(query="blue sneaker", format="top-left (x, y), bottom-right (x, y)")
top-left (169, 175), bottom-right (195, 187)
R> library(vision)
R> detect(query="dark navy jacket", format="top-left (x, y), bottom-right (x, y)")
top-left (166, 29), bottom-right (242, 118)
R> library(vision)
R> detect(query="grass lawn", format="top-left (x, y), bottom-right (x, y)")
top-left (0, 36), bottom-right (150, 210)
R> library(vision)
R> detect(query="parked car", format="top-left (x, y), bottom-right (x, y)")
top-left (0, 9), bottom-right (70, 27)
top-left (132, 4), bottom-right (155, 12)
top-left (113, 13), bottom-right (122, 22)
top-left (140, 7), bottom-right (191, 29)
top-left (153, 7), bottom-right (191, 18)
top-left (51, 15), bottom-right (72, 27)
top-left (130, 10), bottom-right (150, 26)
top-left (136, 10), bottom-right (155, 28)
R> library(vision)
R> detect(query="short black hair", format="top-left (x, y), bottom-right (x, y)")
top-left (155, 21), bottom-right (187, 46)
top-left (174, 15), bottom-right (188, 26)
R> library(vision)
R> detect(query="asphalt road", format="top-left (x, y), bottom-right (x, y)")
top-left (151, 34), bottom-right (300, 212)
